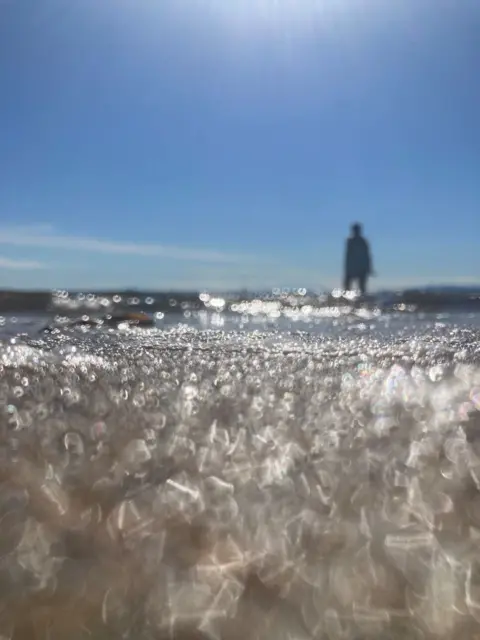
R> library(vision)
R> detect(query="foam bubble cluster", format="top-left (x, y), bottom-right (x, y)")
top-left (1, 322), bottom-right (480, 639)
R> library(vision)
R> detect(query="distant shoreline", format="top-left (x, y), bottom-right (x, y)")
top-left (0, 287), bottom-right (479, 314)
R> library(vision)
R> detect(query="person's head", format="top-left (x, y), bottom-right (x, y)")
top-left (351, 223), bottom-right (362, 237)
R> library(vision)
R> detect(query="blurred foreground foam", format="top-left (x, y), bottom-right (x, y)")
top-left (0, 322), bottom-right (480, 639)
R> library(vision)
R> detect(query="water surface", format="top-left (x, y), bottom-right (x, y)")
top-left (0, 310), bottom-right (479, 639)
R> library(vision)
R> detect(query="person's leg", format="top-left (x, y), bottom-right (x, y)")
top-left (359, 274), bottom-right (367, 295)
top-left (344, 274), bottom-right (352, 291)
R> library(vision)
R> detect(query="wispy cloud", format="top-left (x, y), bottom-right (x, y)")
top-left (0, 256), bottom-right (47, 270)
top-left (0, 226), bottom-right (255, 264)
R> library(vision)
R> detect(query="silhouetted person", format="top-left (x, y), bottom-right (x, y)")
top-left (344, 223), bottom-right (373, 295)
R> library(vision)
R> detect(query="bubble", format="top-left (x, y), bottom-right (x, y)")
top-left (63, 431), bottom-right (85, 456)
top-left (471, 386), bottom-right (480, 410)
top-left (132, 394), bottom-right (146, 408)
top-left (91, 420), bottom-right (108, 440)
top-left (121, 439), bottom-right (152, 470)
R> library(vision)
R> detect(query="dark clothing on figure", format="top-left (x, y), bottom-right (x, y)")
top-left (344, 234), bottom-right (372, 294)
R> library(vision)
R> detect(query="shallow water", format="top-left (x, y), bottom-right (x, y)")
top-left (1, 311), bottom-right (480, 639)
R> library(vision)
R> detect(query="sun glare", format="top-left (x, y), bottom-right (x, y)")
top-left (115, 0), bottom-right (393, 64)
top-left (178, 0), bottom-right (380, 43)
top-left (200, 0), bottom-right (335, 28)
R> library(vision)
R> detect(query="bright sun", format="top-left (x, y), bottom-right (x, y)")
top-left (126, 0), bottom-right (380, 56)
top-left (192, 0), bottom-right (346, 31)
top-left (185, 0), bottom-right (373, 42)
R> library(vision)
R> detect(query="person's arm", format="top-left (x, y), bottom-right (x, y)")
top-left (345, 238), bottom-right (352, 274)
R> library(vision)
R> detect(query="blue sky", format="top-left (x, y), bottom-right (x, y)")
top-left (0, 0), bottom-right (479, 291)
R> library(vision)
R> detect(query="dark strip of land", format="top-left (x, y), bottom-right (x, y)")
top-left (0, 288), bottom-right (479, 314)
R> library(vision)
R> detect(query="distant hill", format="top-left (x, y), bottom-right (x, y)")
top-left (419, 285), bottom-right (480, 293)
